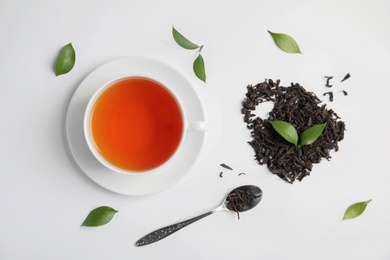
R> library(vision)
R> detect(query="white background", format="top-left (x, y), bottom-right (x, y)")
top-left (1, 0), bottom-right (390, 259)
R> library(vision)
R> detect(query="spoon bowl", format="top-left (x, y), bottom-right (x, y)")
top-left (135, 185), bottom-right (262, 247)
top-left (228, 185), bottom-right (263, 212)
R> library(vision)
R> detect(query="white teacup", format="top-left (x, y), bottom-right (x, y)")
top-left (84, 76), bottom-right (208, 175)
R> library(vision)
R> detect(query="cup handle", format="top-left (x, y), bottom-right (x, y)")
top-left (186, 121), bottom-right (208, 132)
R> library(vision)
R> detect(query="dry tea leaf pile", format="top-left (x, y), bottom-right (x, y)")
top-left (242, 79), bottom-right (346, 183)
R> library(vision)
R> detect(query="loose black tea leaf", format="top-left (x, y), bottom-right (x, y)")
top-left (324, 76), bottom-right (333, 87)
top-left (220, 163), bottom-right (233, 170)
top-left (341, 73), bottom-right (351, 82)
top-left (219, 172), bottom-right (223, 178)
top-left (342, 90), bottom-right (348, 96)
top-left (226, 188), bottom-right (254, 219)
top-left (242, 79), bottom-right (345, 183)
top-left (323, 91), bottom-right (334, 102)
top-left (238, 172), bottom-right (246, 176)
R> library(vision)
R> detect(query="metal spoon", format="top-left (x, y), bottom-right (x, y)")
top-left (135, 185), bottom-right (263, 246)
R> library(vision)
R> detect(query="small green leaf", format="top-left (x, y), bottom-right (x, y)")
top-left (299, 123), bottom-right (326, 147)
top-left (270, 121), bottom-right (298, 147)
top-left (267, 30), bottom-right (302, 54)
top-left (172, 26), bottom-right (199, 50)
top-left (81, 206), bottom-right (118, 227)
top-left (193, 54), bottom-right (206, 82)
top-left (343, 200), bottom-right (372, 220)
top-left (55, 43), bottom-right (76, 76)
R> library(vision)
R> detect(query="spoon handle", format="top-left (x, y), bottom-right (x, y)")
top-left (135, 211), bottom-right (213, 246)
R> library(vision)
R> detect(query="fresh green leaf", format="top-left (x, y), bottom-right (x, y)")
top-left (343, 200), bottom-right (372, 220)
top-left (55, 43), bottom-right (76, 76)
top-left (267, 30), bottom-right (302, 54)
top-left (81, 206), bottom-right (118, 227)
top-left (172, 26), bottom-right (199, 50)
top-left (270, 121), bottom-right (298, 147)
top-left (299, 123), bottom-right (326, 147)
top-left (193, 54), bottom-right (206, 82)
top-left (172, 26), bottom-right (206, 82)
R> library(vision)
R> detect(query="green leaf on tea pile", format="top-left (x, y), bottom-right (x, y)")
top-left (193, 54), bottom-right (206, 82)
top-left (299, 123), bottom-right (326, 147)
top-left (55, 43), bottom-right (76, 76)
top-left (343, 200), bottom-right (372, 220)
top-left (172, 26), bottom-right (199, 50)
top-left (270, 121), bottom-right (298, 147)
top-left (81, 206), bottom-right (118, 227)
top-left (267, 30), bottom-right (302, 54)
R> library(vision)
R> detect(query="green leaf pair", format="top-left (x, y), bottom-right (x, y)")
top-left (172, 26), bottom-right (206, 82)
top-left (81, 206), bottom-right (118, 227)
top-left (270, 121), bottom-right (326, 148)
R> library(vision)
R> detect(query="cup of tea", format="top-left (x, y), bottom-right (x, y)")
top-left (84, 76), bottom-right (208, 175)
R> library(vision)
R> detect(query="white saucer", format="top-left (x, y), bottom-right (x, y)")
top-left (65, 56), bottom-right (206, 196)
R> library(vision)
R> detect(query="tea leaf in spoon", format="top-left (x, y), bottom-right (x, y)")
top-left (172, 26), bottom-right (199, 50)
top-left (267, 31), bottom-right (302, 54)
top-left (81, 206), bottom-right (118, 227)
top-left (299, 123), bottom-right (326, 147)
top-left (270, 121), bottom-right (298, 147)
top-left (193, 54), bottom-right (206, 82)
top-left (343, 200), bottom-right (372, 220)
top-left (55, 43), bottom-right (76, 76)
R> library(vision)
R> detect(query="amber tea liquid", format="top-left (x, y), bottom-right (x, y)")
top-left (90, 77), bottom-right (183, 172)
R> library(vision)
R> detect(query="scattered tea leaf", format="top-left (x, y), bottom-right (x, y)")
top-left (81, 206), bottom-right (118, 227)
top-left (267, 30), bottom-right (302, 54)
top-left (323, 91), bottom-right (334, 102)
top-left (299, 123), bottom-right (326, 147)
top-left (55, 43), bottom-right (75, 76)
top-left (324, 76), bottom-right (333, 87)
top-left (270, 120), bottom-right (298, 147)
top-left (343, 200), bottom-right (372, 220)
top-left (220, 163), bottom-right (233, 170)
top-left (341, 73), bottom-right (351, 82)
top-left (172, 26), bottom-right (199, 50)
top-left (193, 54), bottom-right (206, 82)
